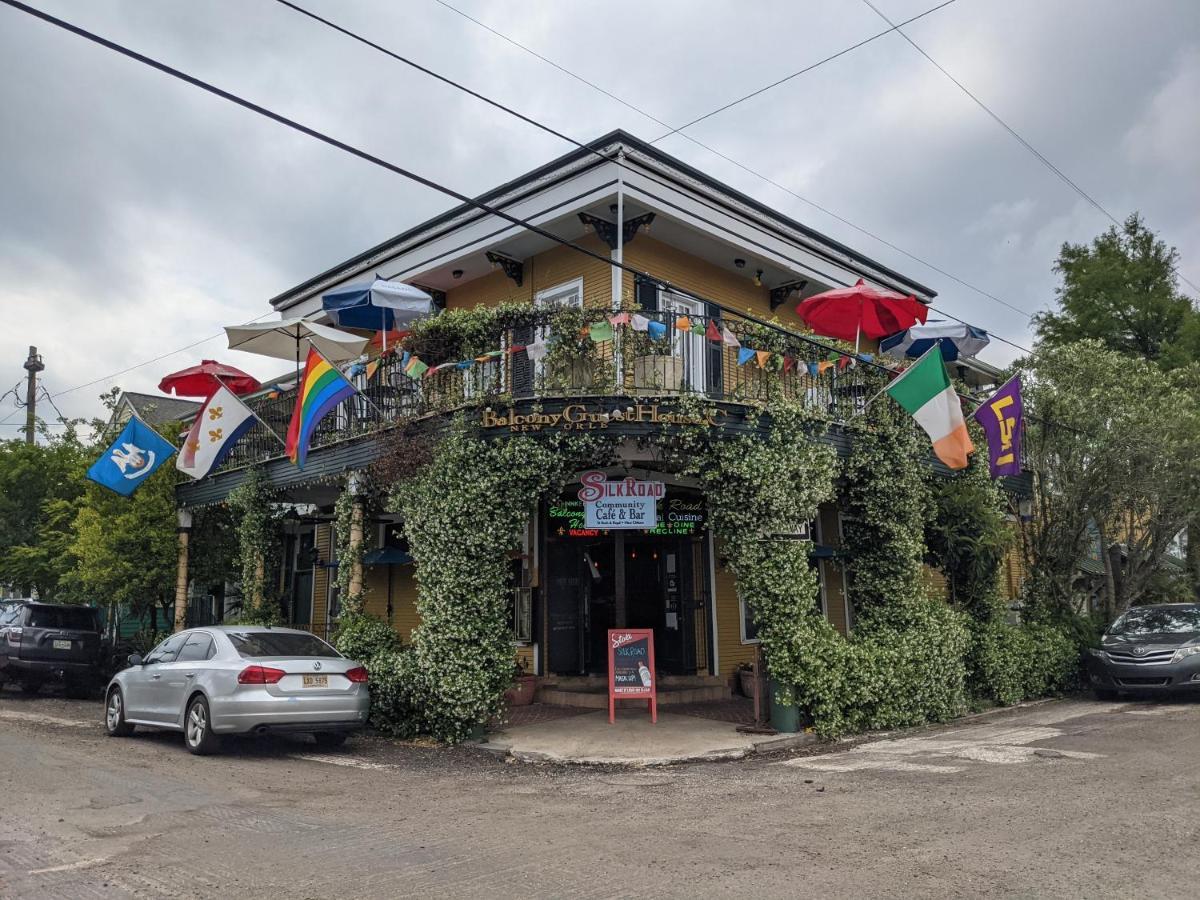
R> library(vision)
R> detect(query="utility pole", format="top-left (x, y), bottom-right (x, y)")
top-left (22, 346), bottom-right (44, 445)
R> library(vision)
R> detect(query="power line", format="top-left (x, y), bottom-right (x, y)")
top-left (0, 1), bottom-right (1173, 461)
top-left (429, 0), bottom-right (1040, 323)
top-left (282, 0), bottom-right (1039, 348)
top-left (648, 0), bottom-right (961, 143)
top-left (0, 0), bottom-right (942, 386)
top-left (856, 0), bottom-right (1200, 298)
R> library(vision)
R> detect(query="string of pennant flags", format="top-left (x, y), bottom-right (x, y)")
top-left (383, 312), bottom-right (886, 384)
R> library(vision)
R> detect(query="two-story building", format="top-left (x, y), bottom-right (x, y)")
top-left (175, 130), bottom-right (1027, 696)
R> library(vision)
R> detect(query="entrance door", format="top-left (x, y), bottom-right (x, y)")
top-left (660, 292), bottom-right (707, 392)
top-left (546, 538), bottom-right (614, 674)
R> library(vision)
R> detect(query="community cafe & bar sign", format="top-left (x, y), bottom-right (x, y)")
top-left (578, 470), bottom-right (665, 529)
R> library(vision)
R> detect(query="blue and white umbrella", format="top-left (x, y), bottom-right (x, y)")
top-left (321, 278), bottom-right (433, 336)
top-left (879, 321), bottom-right (990, 362)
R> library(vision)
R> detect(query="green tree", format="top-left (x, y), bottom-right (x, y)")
top-left (1033, 213), bottom-right (1195, 366)
top-left (1017, 342), bottom-right (1200, 621)
top-left (0, 426), bottom-right (89, 600)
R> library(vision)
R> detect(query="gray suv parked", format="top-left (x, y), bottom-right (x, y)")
top-left (0, 602), bottom-right (104, 697)
top-left (1087, 603), bottom-right (1200, 699)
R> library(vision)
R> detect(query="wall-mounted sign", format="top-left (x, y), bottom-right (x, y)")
top-left (482, 402), bottom-right (725, 433)
top-left (547, 491), bottom-right (707, 538)
top-left (608, 628), bottom-right (657, 724)
top-left (578, 471), bottom-right (664, 530)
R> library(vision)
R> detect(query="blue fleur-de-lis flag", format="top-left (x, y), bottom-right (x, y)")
top-left (86, 417), bottom-right (176, 497)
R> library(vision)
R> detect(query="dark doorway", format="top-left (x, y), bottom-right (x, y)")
top-left (543, 521), bottom-right (707, 676)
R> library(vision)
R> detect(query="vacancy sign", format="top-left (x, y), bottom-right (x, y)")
top-left (578, 470), bottom-right (665, 530)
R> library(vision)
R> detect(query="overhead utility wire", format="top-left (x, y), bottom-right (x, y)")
top-left (0, 0), bottom-right (940, 388)
top-left (430, 0), bottom-right (1039, 324)
top-left (856, 0), bottom-right (1200, 298)
top-left (277, 0), bottom-right (1038, 357)
top-left (0, 1), bottom-right (1162, 456)
top-left (648, 0), bottom-right (960, 142)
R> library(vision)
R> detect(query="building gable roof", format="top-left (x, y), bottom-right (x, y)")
top-left (269, 130), bottom-right (935, 312)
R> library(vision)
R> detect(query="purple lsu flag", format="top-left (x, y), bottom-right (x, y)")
top-left (973, 376), bottom-right (1023, 477)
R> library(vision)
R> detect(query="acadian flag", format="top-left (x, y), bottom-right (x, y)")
top-left (884, 348), bottom-right (974, 470)
top-left (285, 347), bottom-right (357, 468)
top-left (177, 385), bottom-right (257, 480)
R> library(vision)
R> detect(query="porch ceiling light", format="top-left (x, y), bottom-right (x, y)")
top-left (452, 269), bottom-right (463, 279)
top-left (753, 269), bottom-right (764, 287)
top-left (734, 258), bottom-right (746, 269)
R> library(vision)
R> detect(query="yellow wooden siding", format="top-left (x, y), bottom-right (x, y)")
top-left (922, 565), bottom-right (950, 601)
top-left (443, 235), bottom-right (612, 312)
top-left (390, 567), bottom-right (421, 640)
top-left (713, 543), bottom-right (756, 677)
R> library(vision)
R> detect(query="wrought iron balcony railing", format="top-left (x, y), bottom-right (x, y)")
top-left (214, 304), bottom-right (877, 473)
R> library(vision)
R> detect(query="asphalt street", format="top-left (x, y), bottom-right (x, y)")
top-left (0, 688), bottom-right (1197, 899)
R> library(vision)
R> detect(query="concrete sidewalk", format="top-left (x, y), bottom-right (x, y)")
top-left (479, 708), bottom-right (815, 766)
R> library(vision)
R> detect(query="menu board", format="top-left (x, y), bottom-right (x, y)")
top-left (608, 629), bottom-right (658, 724)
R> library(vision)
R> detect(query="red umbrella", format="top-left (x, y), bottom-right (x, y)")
top-left (796, 279), bottom-right (928, 351)
top-left (159, 359), bottom-right (262, 398)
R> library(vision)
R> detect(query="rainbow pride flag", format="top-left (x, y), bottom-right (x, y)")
top-left (285, 347), bottom-right (357, 468)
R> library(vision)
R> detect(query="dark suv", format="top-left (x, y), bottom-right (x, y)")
top-left (0, 602), bottom-right (104, 697)
top-left (1087, 603), bottom-right (1200, 699)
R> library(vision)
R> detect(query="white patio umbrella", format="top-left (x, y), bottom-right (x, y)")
top-left (225, 317), bottom-right (370, 380)
top-left (879, 321), bottom-right (990, 362)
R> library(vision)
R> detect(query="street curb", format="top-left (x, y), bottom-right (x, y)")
top-left (467, 729), bottom-right (819, 767)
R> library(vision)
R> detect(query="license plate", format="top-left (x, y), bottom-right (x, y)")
top-left (52, 639), bottom-right (72, 650)
top-left (302, 675), bottom-right (328, 688)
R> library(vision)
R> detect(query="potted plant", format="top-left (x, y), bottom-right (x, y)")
top-left (503, 658), bottom-right (538, 707)
top-left (736, 662), bottom-right (758, 700)
top-left (627, 315), bottom-right (684, 395)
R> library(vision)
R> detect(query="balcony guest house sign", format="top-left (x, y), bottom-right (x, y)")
top-left (578, 470), bottom-right (664, 529)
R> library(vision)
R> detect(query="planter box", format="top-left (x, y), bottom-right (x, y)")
top-left (504, 675), bottom-right (538, 707)
top-left (737, 668), bottom-right (758, 700)
top-left (633, 355), bottom-right (683, 394)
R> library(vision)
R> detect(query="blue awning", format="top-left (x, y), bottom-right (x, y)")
top-left (362, 547), bottom-right (413, 566)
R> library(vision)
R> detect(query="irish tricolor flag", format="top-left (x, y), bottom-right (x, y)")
top-left (885, 349), bottom-right (974, 469)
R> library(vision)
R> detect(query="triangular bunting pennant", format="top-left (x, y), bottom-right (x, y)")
top-left (705, 320), bottom-right (722, 342)
top-left (589, 320), bottom-right (615, 343)
top-left (737, 347), bottom-right (756, 366)
top-left (630, 314), bottom-right (650, 332)
top-left (756, 350), bottom-right (770, 369)
top-left (647, 320), bottom-right (668, 340)
top-left (721, 326), bottom-right (741, 349)
top-left (675, 316), bottom-right (692, 331)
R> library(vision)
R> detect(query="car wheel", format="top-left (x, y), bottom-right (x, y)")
top-left (1093, 687), bottom-right (1119, 701)
top-left (21, 680), bottom-right (41, 695)
top-left (184, 696), bottom-right (221, 756)
top-left (313, 732), bottom-right (348, 749)
top-left (105, 687), bottom-right (134, 737)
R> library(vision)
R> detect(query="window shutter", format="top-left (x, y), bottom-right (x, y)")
top-left (511, 324), bottom-right (535, 398)
top-left (705, 301), bottom-right (723, 397)
top-left (635, 275), bottom-right (659, 312)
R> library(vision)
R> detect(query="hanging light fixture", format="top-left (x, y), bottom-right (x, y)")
top-left (753, 269), bottom-right (764, 287)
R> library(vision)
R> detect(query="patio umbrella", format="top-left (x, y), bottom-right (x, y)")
top-left (225, 317), bottom-right (369, 380)
top-left (795, 278), bottom-right (928, 353)
top-left (322, 278), bottom-right (432, 351)
top-left (158, 359), bottom-right (262, 399)
top-left (879, 321), bottom-right (990, 362)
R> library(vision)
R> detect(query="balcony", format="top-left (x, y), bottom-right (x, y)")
top-left (213, 302), bottom-right (878, 476)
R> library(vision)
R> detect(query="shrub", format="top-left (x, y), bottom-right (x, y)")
top-left (363, 648), bottom-right (420, 737)
top-left (333, 613), bottom-right (403, 664)
top-left (971, 621), bottom-right (1078, 706)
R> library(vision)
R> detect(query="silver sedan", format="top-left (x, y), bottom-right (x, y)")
top-left (104, 626), bottom-right (370, 755)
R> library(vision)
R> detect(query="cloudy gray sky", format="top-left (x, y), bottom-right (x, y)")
top-left (1, 0), bottom-right (1197, 433)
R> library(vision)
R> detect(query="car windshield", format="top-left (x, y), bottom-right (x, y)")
top-left (27, 606), bottom-right (98, 630)
top-left (1110, 606), bottom-right (1200, 636)
top-left (227, 631), bottom-right (341, 659)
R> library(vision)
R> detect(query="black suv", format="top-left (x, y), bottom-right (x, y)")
top-left (1087, 603), bottom-right (1200, 699)
top-left (0, 602), bottom-right (104, 697)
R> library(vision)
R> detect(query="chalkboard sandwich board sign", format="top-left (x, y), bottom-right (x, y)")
top-left (608, 628), bottom-right (658, 724)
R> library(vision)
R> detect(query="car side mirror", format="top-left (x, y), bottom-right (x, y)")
top-left (128, 653), bottom-right (144, 667)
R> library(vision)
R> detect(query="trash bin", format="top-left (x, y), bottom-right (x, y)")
top-left (768, 678), bottom-right (800, 733)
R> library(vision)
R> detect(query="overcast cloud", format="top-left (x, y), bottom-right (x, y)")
top-left (0, 0), bottom-right (1197, 432)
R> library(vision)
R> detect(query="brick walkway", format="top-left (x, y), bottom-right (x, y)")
top-left (669, 697), bottom-right (757, 724)
top-left (492, 703), bottom-right (595, 729)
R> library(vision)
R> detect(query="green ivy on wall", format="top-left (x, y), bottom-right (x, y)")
top-left (387, 421), bottom-right (614, 742)
top-left (227, 467), bottom-right (283, 625)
